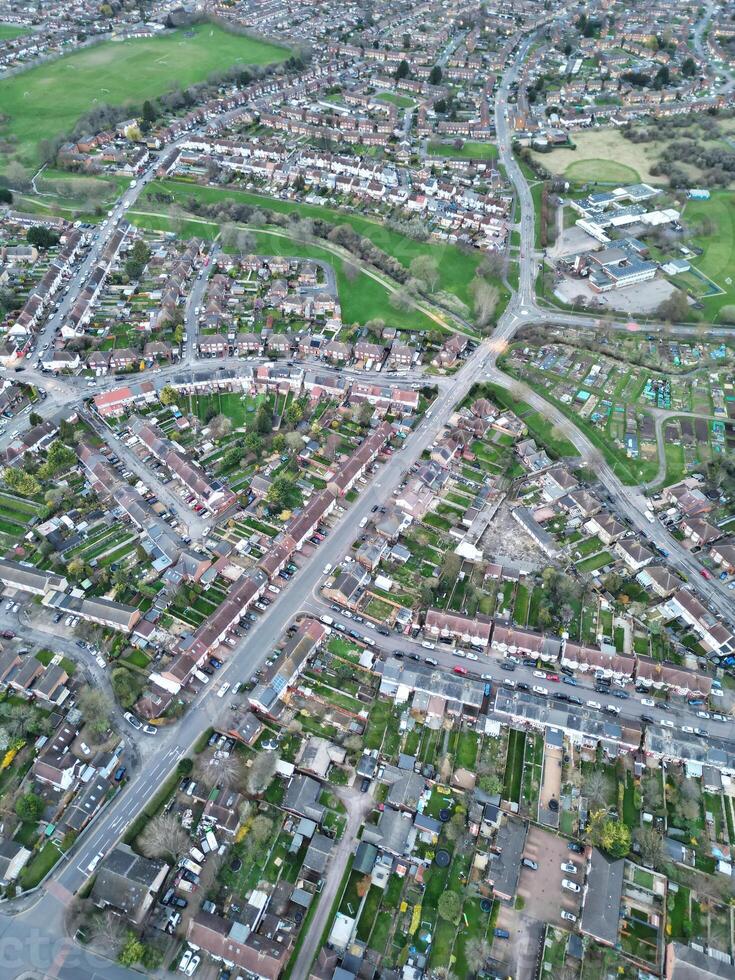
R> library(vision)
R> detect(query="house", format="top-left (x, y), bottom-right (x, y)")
top-left (663, 479), bottom-right (712, 517)
top-left (283, 774), bottom-right (326, 823)
top-left (361, 807), bottom-right (413, 857)
top-left (586, 511), bottom-right (626, 544)
top-left (296, 737), bottom-right (346, 779)
top-left (580, 848), bottom-right (624, 947)
top-left (664, 943), bottom-right (734, 980)
top-left (486, 815), bottom-right (527, 901)
top-left (615, 537), bottom-right (653, 571)
top-left (681, 518), bottom-right (722, 548)
top-left (91, 844), bottom-right (169, 924)
top-left (424, 609), bottom-right (493, 647)
top-left (186, 912), bottom-right (291, 980)
top-left (636, 565), bottom-right (680, 597)
top-left (711, 541), bottom-right (735, 574)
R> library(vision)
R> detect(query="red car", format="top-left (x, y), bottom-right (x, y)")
top-left (700, 569), bottom-right (712, 580)
top-left (546, 673), bottom-right (560, 682)
top-left (453, 665), bottom-right (468, 676)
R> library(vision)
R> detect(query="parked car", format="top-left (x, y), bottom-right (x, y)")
top-left (562, 879), bottom-right (581, 893)
top-left (568, 842), bottom-right (584, 853)
top-left (123, 712), bottom-right (142, 730)
top-left (521, 858), bottom-right (538, 870)
top-left (560, 910), bottom-right (577, 923)
top-left (560, 861), bottom-right (577, 875)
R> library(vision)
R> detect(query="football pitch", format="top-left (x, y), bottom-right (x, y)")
top-left (0, 24), bottom-right (287, 171)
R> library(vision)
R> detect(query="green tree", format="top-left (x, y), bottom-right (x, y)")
top-left (429, 65), bottom-right (442, 85)
top-left (15, 792), bottom-right (44, 822)
top-left (395, 59), bottom-right (410, 80)
top-left (244, 433), bottom-right (263, 457)
top-left (118, 933), bottom-right (145, 967)
top-left (27, 226), bottom-right (59, 249)
top-left (159, 385), bottom-right (177, 407)
top-left (77, 686), bottom-right (113, 740)
top-left (29, 412), bottom-right (43, 427)
top-left (255, 404), bottom-right (272, 435)
top-left (285, 401), bottom-right (303, 425)
top-left (587, 810), bottom-right (631, 858)
top-left (3, 468), bottom-right (40, 497)
top-left (437, 890), bottom-right (462, 924)
top-left (111, 667), bottom-right (142, 709)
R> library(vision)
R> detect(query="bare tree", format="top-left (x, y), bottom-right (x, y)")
top-left (465, 937), bottom-right (492, 972)
top-left (409, 254), bottom-right (440, 292)
top-left (86, 910), bottom-right (127, 955)
top-left (470, 278), bottom-right (499, 328)
top-left (208, 414), bottom-right (232, 440)
top-left (194, 748), bottom-right (245, 790)
top-left (137, 812), bottom-right (189, 861)
top-left (583, 770), bottom-right (610, 810)
top-left (246, 751), bottom-right (279, 795)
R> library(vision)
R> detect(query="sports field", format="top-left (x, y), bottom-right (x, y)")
top-left (144, 178), bottom-right (492, 312)
top-left (0, 24), bottom-right (287, 171)
top-left (683, 190), bottom-right (735, 322)
top-left (530, 129), bottom-right (653, 184)
top-left (0, 23), bottom-right (28, 40)
top-left (427, 140), bottom-right (498, 161)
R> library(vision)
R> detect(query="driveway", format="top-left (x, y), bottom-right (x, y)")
top-left (289, 786), bottom-right (373, 980)
top-left (517, 826), bottom-right (583, 926)
top-left (492, 904), bottom-right (544, 978)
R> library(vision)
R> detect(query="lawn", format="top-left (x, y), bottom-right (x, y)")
top-left (503, 728), bottom-right (525, 804)
top-left (0, 24), bottom-right (28, 40)
top-left (377, 92), bottom-right (415, 108)
top-left (576, 551), bottom-right (613, 573)
top-left (143, 178), bottom-right (491, 312)
top-left (0, 24), bottom-right (288, 171)
top-left (427, 140), bottom-right (498, 161)
top-left (683, 190), bottom-right (735, 322)
top-left (564, 158), bottom-right (640, 184)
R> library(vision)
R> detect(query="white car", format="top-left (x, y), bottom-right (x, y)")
top-left (359, 517), bottom-right (367, 528)
top-left (560, 861), bottom-right (577, 875)
top-left (660, 719), bottom-right (674, 729)
top-left (185, 954), bottom-right (200, 976)
top-left (562, 879), bottom-right (581, 893)
top-left (323, 563), bottom-right (332, 575)
top-left (560, 910), bottom-right (577, 923)
top-left (217, 682), bottom-right (230, 699)
top-left (465, 651), bottom-right (479, 661)
top-left (179, 950), bottom-right (192, 973)
top-left (640, 698), bottom-right (655, 707)
top-left (586, 700), bottom-right (602, 710)
top-left (532, 685), bottom-right (548, 697)
top-left (86, 850), bottom-right (105, 873)
top-left (681, 725), bottom-right (695, 734)
top-left (533, 670), bottom-right (547, 679)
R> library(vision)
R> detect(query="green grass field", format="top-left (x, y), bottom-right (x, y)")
top-left (144, 178), bottom-right (488, 311)
top-left (427, 140), bottom-right (498, 161)
top-left (376, 91), bottom-right (415, 108)
top-left (0, 24), bottom-right (287, 171)
top-left (563, 158), bottom-right (639, 184)
top-left (683, 190), bottom-right (735, 322)
top-left (0, 23), bottom-right (28, 40)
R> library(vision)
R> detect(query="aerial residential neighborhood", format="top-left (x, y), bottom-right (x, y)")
top-left (0, 1), bottom-right (734, 979)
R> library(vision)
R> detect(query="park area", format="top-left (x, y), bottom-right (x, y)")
top-left (140, 179), bottom-right (493, 314)
top-left (0, 24), bottom-right (287, 171)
